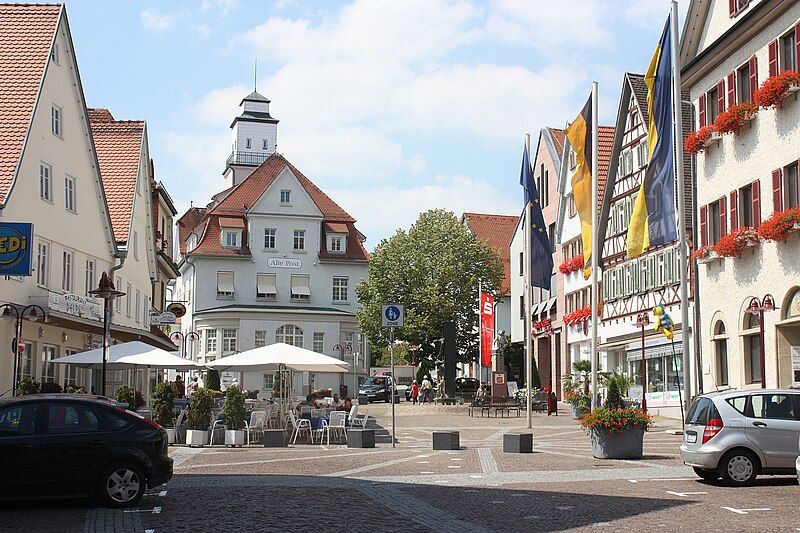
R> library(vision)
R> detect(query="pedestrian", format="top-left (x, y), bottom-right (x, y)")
top-left (410, 380), bottom-right (419, 405)
top-left (196, 372), bottom-right (205, 390)
top-left (174, 375), bottom-right (185, 398)
top-left (436, 378), bottom-right (445, 401)
top-left (421, 376), bottom-right (432, 403)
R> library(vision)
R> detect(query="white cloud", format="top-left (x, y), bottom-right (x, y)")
top-left (193, 85), bottom-right (250, 126)
top-left (140, 8), bottom-right (185, 31)
top-left (162, 130), bottom-right (231, 205)
top-left (200, 0), bottom-right (238, 15)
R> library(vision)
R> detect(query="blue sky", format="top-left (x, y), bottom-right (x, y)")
top-left (63, 0), bottom-right (687, 247)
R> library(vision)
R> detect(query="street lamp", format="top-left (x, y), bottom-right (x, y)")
top-left (1, 303), bottom-right (47, 396)
top-left (89, 272), bottom-right (125, 397)
top-left (635, 312), bottom-right (650, 413)
top-left (170, 330), bottom-right (200, 359)
top-left (333, 342), bottom-right (352, 395)
top-left (746, 294), bottom-right (776, 389)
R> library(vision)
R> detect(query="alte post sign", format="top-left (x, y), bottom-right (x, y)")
top-left (0, 222), bottom-right (33, 276)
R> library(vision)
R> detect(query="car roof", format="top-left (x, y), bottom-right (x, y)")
top-left (701, 388), bottom-right (800, 399)
top-left (0, 394), bottom-right (119, 407)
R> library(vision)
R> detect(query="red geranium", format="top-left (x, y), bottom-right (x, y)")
top-left (684, 125), bottom-right (715, 155)
top-left (753, 70), bottom-right (800, 109)
top-left (714, 227), bottom-right (760, 257)
top-left (757, 207), bottom-right (800, 242)
top-left (691, 245), bottom-right (715, 261)
top-left (564, 306), bottom-right (592, 325)
top-left (714, 101), bottom-right (757, 134)
top-left (558, 253), bottom-right (585, 275)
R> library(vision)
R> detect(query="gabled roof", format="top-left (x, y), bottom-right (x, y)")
top-left (548, 128), bottom-right (566, 160)
top-left (240, 90), bottom-right (270, 105)
top-left (627, 73), bottom-right (650, 128)
top-left (88, 109), bottom-right (145, 243)
top-left (463, 212), bottom-right (519, 296)
top-left (177, 206), bottom-right (206, 254)
top-left (0, 3), bottom-right (61, 203)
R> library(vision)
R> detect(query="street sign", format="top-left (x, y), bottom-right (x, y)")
top-left (381, 304), bottom-right (404, 327)
top-left (0, 222), bottom-right (33, 276)
top-left (16, 337), bottom-right (25, 353)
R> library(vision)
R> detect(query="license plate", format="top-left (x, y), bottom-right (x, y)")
top-left (686, 433), bottom-right (697, 444)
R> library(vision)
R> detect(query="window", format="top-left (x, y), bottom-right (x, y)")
top-left (726, 396), bottom-right (747, 415)
top-left (41, 345), bottom-right (57, 383)
top-left (51, 104), bottom-right (62, 137)
top-left (569, 150), bottom-right (576, 169)
top-left (739, 184), bottom-right (753, 227)
top-left (712, 321), bottom-right (728, 386)
top-left (332, 277), bottom-right (348, 302)
top-left (132, 231), bottom-right (138, 259)
top-left (290, 275), bottom-right (310, 301)
top-left (708, 201), bottom-right (721, 244)
top-left (16, 342), bottom-right (33, 383)
top-left (263, 373), bottom-right (274, 391)
top-left (743, 311), bottom-right (761, 384)
top-left (256, 273), bottom-right (277, 300)
top-left (246, 138), bottom-right (252, 149)
top-left (61, 250), bottom-right (72, 292)
top-left (281, 190), bottom-right (291, 204)
top-left (223, 230), bottom-right (240, 248)
top-left (330, 235), bottom-right (344, 252)
top-left (737, 62), bottom-right (751, 103)
top-left (84, 259), bottom-right (95, 297)
top-left (36, 241), bottom-right (49, 287)
top-left (115, 276), bottom-right (122, 311)
top-left (784, 162), bottom-right (799, 209)
top-left (222, 329), bottom-right (237, 353)
top-left (519, 295), bottom-right (525, 319)
top-left (542, 170), bottom-right (549, 207)
top-left (780, 29), bottom-right (797, 72)
top-left (567, 193), bottom-right (576, 218)
top-left (255, 330), bottom-right (267, 348)
top-left (51, 43), bottom-right (60, 64)
top-left (750, 394), bottom-right (797, 420)
top-left (0, 403), bottom-right (38, 437)
top-left (707, 86), bottom-right (719, 124)
top-left (636, 142), bottom-right (648, 167)
top-left (293, 230), bottom-right (305, 250)
top-left (47, 404), bottom-right (100, 434)
top-left (264, 228), bottom-right (276, 249)
top-left (276, 324), bottom-right (303, 347)
top-left (126, 282), bottom-right (132, 316)
top-left (135, 289), bottom-right (141, 323)
top-left (40, 163), bottom-right (52, 201)
top-left (263, 139), bottom-right (268, 150)
top-left (217, 271), bottom-right (234, 298)
top-left (548, 223), bottom-right (555, 252)
top-left (205, 329), bottom-right (218, 353)
top-left (63, 349), bottom-right (83, 389)
top-left (518, 252), bottom-right (523, 276)
top-left (313, 332), bottom-right (324, 353)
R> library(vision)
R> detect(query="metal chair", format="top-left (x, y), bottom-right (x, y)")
top-left (287, 410), bottom-right (313, 444)
top-left (351, 409), bottom-right (369, 429)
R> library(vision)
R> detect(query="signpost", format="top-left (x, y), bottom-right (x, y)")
top-left (381, 304), bottom-right (403, 448)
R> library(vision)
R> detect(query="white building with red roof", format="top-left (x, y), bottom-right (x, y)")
top-left (176, 94), bottom-right (370, 394)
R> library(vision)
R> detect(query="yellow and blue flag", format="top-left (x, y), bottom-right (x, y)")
top-left (626, 16), bottom-right (678, 258)
top-left (519, 143), bottom-right (553, 290)
top-left (564, 95), bottom-right (593, 278)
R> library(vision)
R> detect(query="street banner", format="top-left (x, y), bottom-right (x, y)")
top-left (480, 292), bottom-right (494, 367)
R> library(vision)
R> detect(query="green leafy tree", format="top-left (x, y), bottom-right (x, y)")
top-left (152, 381), bottom-right (175, 427)
top-left (604, 378), bottom-right (624, 410)
top-left (114, 385), bottom-right (136, 407)
top-left (223, 386), bottom-right (246, 431)
top-left (205, 369), bottom-right (221, 391)
top-left (186, 388), bottom-right (213, 430)
top-left (357, 209), bottom-right (504, 370)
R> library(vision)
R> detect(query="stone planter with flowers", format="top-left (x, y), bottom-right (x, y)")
top-left (714, 227), bottom-right (760, 258)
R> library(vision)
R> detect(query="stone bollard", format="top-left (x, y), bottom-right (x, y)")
top-left (263, 429), bottom-right (287, 447)
top-left (347, 429), bottom-right (375, 448)
top-left (432, 430), bottom-right (460, 450)
top-left (502, 432), bottom-right (533, 453)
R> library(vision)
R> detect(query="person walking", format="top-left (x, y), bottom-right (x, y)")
top-left (421, 376), bottom-right (432, 403)
top-left (410, 380), bottom-right (419, 405)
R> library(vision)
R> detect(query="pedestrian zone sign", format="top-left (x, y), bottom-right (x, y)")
top-left (381, 304), bottom-right (404, 327)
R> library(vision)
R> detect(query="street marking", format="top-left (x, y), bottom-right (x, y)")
top-left (557, 505), bottom-right (575, 511)
top-left (591, 522), bottom-right (610, 528)
top-left (524, 515), bottom-right (540, 520)
top-left (420, 471), bottom-right (434, 474)
top-left (417, 461), bottom-right (429, 464)
top-left (123, 506), bottom-right (161, 514)
top-left (628, 477), bottom-right (695, 483)
top-left (478, 448), bottom-right (499, 474)
top-left (448, 465), bottom-right (461, 468)
top-left (721, 507), bottom-right (771, 515)
top-left (450, 458), bottom-right (463, 461)
top-left (665, 490), bottom-right (707, 497)
top-left (145, 490), bottom-right (168, 497)
top-left (469, 475), bottom-right (484, 479)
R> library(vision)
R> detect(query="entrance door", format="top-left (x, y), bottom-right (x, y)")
top-left (537, 337), bottom-right (551, 390)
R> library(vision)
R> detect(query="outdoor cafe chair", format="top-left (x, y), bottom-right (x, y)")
top-left (174, 409), bottom-right (186, 444)
top-left (209, 412), bottom-right (225, 445)
top-left (351, 409), bottom-right (369, 429)
top-left (245, 410), bottom-right (267, 445)
top-left (299, 405), bottom-right (312, 417)
top-left (347, 403), bottom-right (358, 423)
top-left (288, 410), bottom-right (313, 444)
top-left (319, 411), bottom-right (347, 445)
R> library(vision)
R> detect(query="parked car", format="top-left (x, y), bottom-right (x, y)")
top-left (455, 377), bottom-right (480, 393)
top-left (679, 389), bottom-right (800, 486)
top-left (797, 434), bottom-right (800, 484)
top-left (0, 394), bottom-right (173, 507)
top-left (358, 376), bottom-right (400, 403)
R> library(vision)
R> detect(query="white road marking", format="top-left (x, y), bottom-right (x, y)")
top-left (478, 448), bottom-right (499, 474)
top-left (420, 471), bottom-right (434, 474)
top-left (665, 490), bottom-right (707, 497)
top-left (123, 507), bottom-right (161, 514)
top-left (557, 505), bottom-right (575, 511)
top-left (450, 458), bottom-right (463, 461)
top-left (448, 465), bottom-right (461, 468)
top-left (721, 507), bottom-right (771, 515)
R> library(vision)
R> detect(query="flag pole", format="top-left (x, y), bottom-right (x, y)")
top-left (477, 280), bottom-right (482, 390)
top-left (524, 133), bottom-right (533, 429)
top-left (670, 1), bottom-right (691, 415)
top-left (590, 81), bottom-right (599, 411)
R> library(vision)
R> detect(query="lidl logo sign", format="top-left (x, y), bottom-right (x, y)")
top-left (0, 223), bottom-right (33, 276)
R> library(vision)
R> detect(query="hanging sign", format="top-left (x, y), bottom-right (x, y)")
top-left (0, 222), bottom-right (33, 276)
top-left (480, 292), bottom-right (495, 367)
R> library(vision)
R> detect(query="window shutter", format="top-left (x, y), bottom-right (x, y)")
top-left (719, 195), bottom-right (727, 237)
top-left (727, 72), bottom-right (736, 106)
top-left (699, 94), bottom-right (707, 127)
top-left (729, 190), bottom-right (738, 230)
top-left (768, 39), bottom-right (778, 77)
top-left (700, 205), bottom-right (708, 246)
top-left (748, 55), bottom-right (758, 102)
top-left (717, 80), bottom-right (725, 113)
top-left (751, 180), bottom-right (761, 229)
top-left (772, 168), bottom-right (783, 213)
top-left (728, 0), bottom-right (736, 16)
top-left (796, 23), bottom-right (800, 71)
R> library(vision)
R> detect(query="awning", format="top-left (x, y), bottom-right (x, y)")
top-left (257, 274), bottom-right (277, 296)
top-left (217, 272), bottom-right (234, 294)
top-left (52, 341), bottom-right (203, 370)
top-left (531, 302), bottom-right (543, 316)
top-left (207, 342), bottom-right (350, 373)
top-left (291, 275), bottom-right (310, 296)
top-left (542, 297), bottom-right (556, 315)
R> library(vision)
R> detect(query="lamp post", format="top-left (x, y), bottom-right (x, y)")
top-left (333, 342), bottom-right (352, 395)
top-left (170, 330), bottom-right (200, 359)
top-left (89, 272), bottom-right (125, 397)
top-left (747, 294), bottom-right (776, 389)
top-left (635, 312), bottom-right (650, 413)
top-left (2, 303), bottom-right (47, 396)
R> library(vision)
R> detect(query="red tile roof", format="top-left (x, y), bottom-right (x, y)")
top-left (88, 109), bottom-right (144, 243)
top-left (0, 4), bottom-right (61, 203)
top-left (597, 125), bottom-right (616, 211)
top-left (177, 206), bottom-right (206, 254)
top-left (323, 222), bottom-right (349, 233)
top-left (463, 212), bottom-right (519, 296)
top-left (218, 216), bottom-right (245, 228)
top-left (548, 128), bottom-right (566, 160)
top-left (191, 216), bottom-right (251, 257)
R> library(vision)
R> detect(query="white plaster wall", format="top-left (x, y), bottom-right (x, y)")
top-left (698, 0), bottom-right (765, 53)
top-left (509, 217), bottom-right (524, 343)
top-left (233, 119), bottom-right (276, 156)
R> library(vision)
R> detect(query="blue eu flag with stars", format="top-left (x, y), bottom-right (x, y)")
top-left (519, 143), bottom-right (553, 290)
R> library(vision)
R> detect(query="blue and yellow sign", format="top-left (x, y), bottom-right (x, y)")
top-left (0, 223), bottom-right (33, 276)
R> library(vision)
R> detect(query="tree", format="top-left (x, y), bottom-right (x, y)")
top-left (357, 209), bottom-right (504, 371)
top-left (497, 336), bottom-right (541, 390)
top-left (205, 369), bottom-right (221, 391)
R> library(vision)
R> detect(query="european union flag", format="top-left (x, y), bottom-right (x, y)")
top-left (519, 143), bottom-right (553, 290)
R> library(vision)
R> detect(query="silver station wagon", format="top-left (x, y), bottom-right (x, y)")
top-left (680, 389), bottom-right (800, 486)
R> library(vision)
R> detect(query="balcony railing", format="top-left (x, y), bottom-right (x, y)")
top-left (226, 151), bottom-right (270, 167)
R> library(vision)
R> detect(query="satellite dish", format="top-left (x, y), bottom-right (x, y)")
top-left (167, 302), bottom-right (187, 318)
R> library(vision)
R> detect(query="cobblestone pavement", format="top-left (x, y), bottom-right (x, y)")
top-left (2, 403), bottom-right (799, 531)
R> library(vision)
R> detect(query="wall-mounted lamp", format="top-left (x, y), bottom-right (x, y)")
top-left (61, 331), bottom-right (68, 343)
top-left (38, 326), bottom-right (44, 338)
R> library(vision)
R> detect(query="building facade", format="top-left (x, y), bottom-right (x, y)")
top-left (176, 92), bottom-right (370, 395)
top-left (682, 0), bottom-right (800, 391)
top-left (151, 174), bottom-right (179, 317)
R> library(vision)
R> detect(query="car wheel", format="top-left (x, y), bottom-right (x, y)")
top-left (99, 463), bottom-right (146, 507)
top-left (719, 450), bottom-right (759, 486)
top-left (693, 467), bottom-right (719, 482)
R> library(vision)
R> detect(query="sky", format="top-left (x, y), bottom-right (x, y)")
top-left (62, 0), bottom-right (688, 248)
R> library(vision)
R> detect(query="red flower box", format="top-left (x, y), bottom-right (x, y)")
top-left (714, 101), bottom-right (757, 135)
top-left (757, 207), bottom-right (800, 242)
top-left (684, 125), bottom-right (715, 155)
top-left (691, 245), bottom-right (715, 261)
top-left (558, 254), bottom-right (585, 275)
top-left (753, 70), bottom-right (800, 109)
top-left (714, 227), bottom-right (760, 258)
top-left (564, 306), bottom-right (592, 325)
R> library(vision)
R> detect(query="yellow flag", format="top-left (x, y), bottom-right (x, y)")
top-left (565, 96), bottom-right (593, 279)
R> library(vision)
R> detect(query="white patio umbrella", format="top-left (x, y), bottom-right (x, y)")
top-left (51, 341), bottom-right (204, 370)
top-left (205, 342), bottom-right (350, 373)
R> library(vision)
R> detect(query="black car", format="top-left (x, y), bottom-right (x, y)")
top-left (358, 376), bottom-right (400, 403)
top-left (0, 394), bottom-right (173, 507)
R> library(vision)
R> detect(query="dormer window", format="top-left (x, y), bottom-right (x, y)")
top-left (328, 234), bottom-right (346, 253)
top-left (263, 139), bottom-right (268, 150)
top-left (280, 190), bottom-right (291, 204)
top-left (222, 229), bottom-right (241, 248)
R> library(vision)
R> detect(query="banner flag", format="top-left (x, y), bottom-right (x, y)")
top-left (480, 292), bottom-right (495, 367)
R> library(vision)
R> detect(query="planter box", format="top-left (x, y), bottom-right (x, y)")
top-left (432, 431), bottom-right (460, 450)
top-left (702, 133), bottom-right (722, 147)
top-left (588, 427), bottom-right (645, 459)
top-left (186, 429), bottom-right (209, 447)
top-left (503, 432), bottom-right (533, 453)
top-left (264, 429), bottom-right (287, 447)
top-left (347, 429), bottom-right (375, 448)
top-left (696, 252), bottom-right (721, 265)
top-left (166, 428), bottom-right (176, 445)
top-left (570, 402), bottom-right (589, 420)
top-left (225, 429), bottom-right (246, 447)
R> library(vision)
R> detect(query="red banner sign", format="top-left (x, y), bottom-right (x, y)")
top-left (480, 292), bottom-right (494, 367)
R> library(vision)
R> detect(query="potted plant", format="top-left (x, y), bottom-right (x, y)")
top-left (16, 378), bottom-right (40, 396)
top-left (714, 227), bottom-right (760, 257)
top-left (40, 382), bottom-right (63, 393)
top-left (152, 381), bottom-right (176, 443)
top-left (684, 125), bottom-right (716, 154)
top-left (580, 406), bottom-right (652, 459)
top-left (186, 388), bottom-right (213, 446)
top-left (754, 70), bottom-right (800, 108)
top-left (114, 385), bottom-right (136, 408)
top-left (223, 385), bottom-right (246, 446)
top-left (563, 360), bottom-right (592, 419)
top-left (757, 206), bottom-right (800, 242)
top-left (714, 101), bottom-right (757, 134)
top-left (691, 244), bottom-right (716, 262)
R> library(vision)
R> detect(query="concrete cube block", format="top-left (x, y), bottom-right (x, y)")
top-left (432, 431), bottom-right (460, 450)
top-left (347, 429), bottom-right (375, 448)
top-left (503, 432), bottom-right (533, 453)
top-left (263, 429), bottom-right (287, 447)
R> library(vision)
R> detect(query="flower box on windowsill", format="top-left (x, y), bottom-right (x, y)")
top-left (696, 251), bottom-right (722, 265)
top-left (702, 133), bottom-right (722, 147)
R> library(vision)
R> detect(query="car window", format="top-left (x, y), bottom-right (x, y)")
top-left (686, 397), bottom-right (712, 425)
top-left (750, 394), bottom-right (796, 420)
top-left (102, 408), bottom-right (135, 431)
top-left (47, 404), bottom-right (100, 434)
top-left (725, 396), bottom-right (747, 415)
top-left (0, 403), bottom-right (38, 437)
